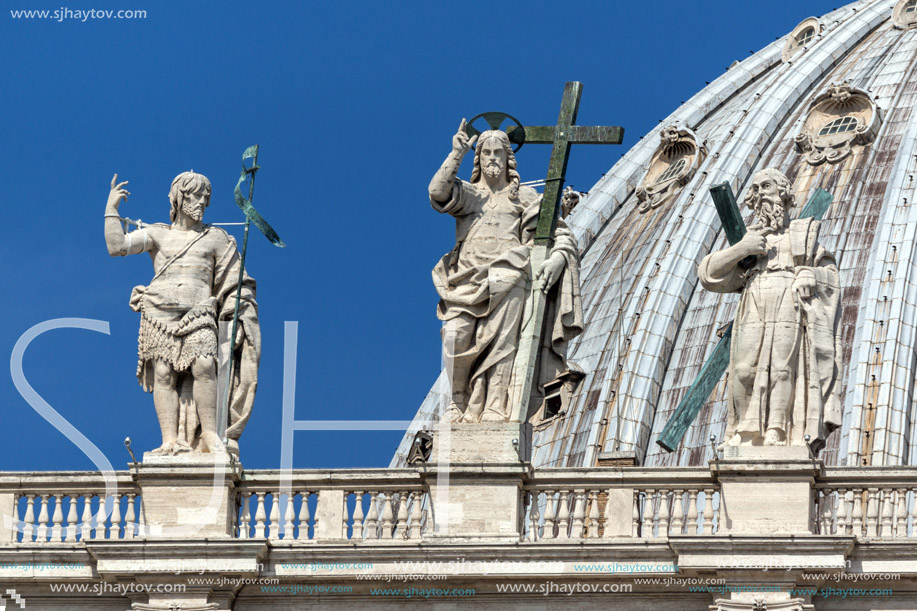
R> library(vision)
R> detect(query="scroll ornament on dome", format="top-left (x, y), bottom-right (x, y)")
top-left (794, 81), bottom-right (880, 166)
top-left (635, 125), bottom-right (706, 214)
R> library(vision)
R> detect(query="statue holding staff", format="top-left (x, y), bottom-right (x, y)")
top-left (698, 168), bottom-right (842, 449)
top-left (429, 120), bottom-right (584, 423)
top-left (104, 171), bottom-right (260, 456)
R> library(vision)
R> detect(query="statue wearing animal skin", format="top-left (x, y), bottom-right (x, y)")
top-left (104, 171), bottom-right (260, 457)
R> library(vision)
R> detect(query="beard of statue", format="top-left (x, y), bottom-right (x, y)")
top-left (757, 201), bottom-right (785, 231)
top-left (483, 158), bottom-right (505, 179)
top-left (750, 194), bottom-right (787, 232)
top-left (181, 196), bottom-right (205, 222)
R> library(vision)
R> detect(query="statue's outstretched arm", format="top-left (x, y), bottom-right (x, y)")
top-left (429, 118), bottom-right (477, 204)
top-left (104, 173), bottom-right (153, 256)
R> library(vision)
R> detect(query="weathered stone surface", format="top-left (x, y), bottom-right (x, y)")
top-left (105, 172), bottom-right (259, 459)
top-left (699, 169), bottom-right (842, 451)
top-left (134, 456), bottom-right (242, 538)
top-left (429, 123), bottom-right (583, 423)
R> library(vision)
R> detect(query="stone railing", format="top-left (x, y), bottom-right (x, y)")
top-left (521, 468), bottom-right (721, 541)
top-left (815, 467), bottom-right (917, 538)
top-left (0, 471), bottom-right (141, 543)
top-left (236, 469), bottom-right (430, 541)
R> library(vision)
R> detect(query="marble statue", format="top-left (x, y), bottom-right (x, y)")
top-left (104, 172), bottom-right (260, 457)
top-left (698, 168), bottom-right (842, 450)
top-left (429, 120), bottom-right (583, 423)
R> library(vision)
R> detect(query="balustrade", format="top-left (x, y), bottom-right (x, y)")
top-left (0, 473), bottom-right (141, 543)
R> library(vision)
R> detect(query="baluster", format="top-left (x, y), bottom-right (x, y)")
top-left (381, 493), bottom-right (394, 539)
top-left (587, 491), bottom-right (599, 539)
top-left (125, 494), bottom-right (137, 538)
top-left (572, 490), bottom-right (586, 538)
top-left (51, 496), bottom-right (63, 541)
top-left (254, 492), bottom-right (267, 538)
top-left (299, 492), bottom-right (312, 540)
top-left (365, 492), bottom-right (379, 539)
top-left (641, 490), bottom-right (654, 538)
top-left (686, 490), bottom-right (699, 535)
top-left (866, 489), bottom-right (879, 537)
top-left (351, 492), bottom-right (364, 540)
top-left (313, 491), bottom-right (321, 537)
top-left (671, 490), bottom-right (684, 535)
top-left (630, 490), bottom-right (640, 537)
top-left (658, 491), bottom-right (670, 537)
top-left (395, 493), bottom-right (408, 539)
top-left (910, 490), bottom-right (917, 538)
top-left (6, 494), bottom-right (19, 542)
top-left (836, 489), bottom-right (848, 535)
top-left (422, 503), bottom-right (431, 535)
top-left (542, 491), bottom-right (556, 540)
top-left (342, 492), bottom-right (350, 540)
top-left (702, 489), bottom-right (715, 535)
top-left (531, 491), bottom-right (543, 541)
top-left (267, 493), bottom-right (279, 540)
top-left (283, 494), bottom-right (296, 540)
top-left (556, 491), bottom-right (570, 539)
top-left (896, 488), bottom-right (907, 538)
top-left (80, 494), bottom-right (92, 541)
top-left (110, 494), bottom-right (122, 540)
top-left (879, 488), bottom-right (895, 537)
top-left (23, 495), bottom-right (36, 543)
top-left (640, 488), bottom-right (656, 539)
top-left (239, 492), bottom-right (252, 539)
top-left (881, 489), bottom-right (894, 537)
top-left (820, 490), bottom-right (833, 534)
top-left (852, 488), bottom-right (864, 537)
top-left (36, 494), bottom-right (49, 543)
top-left (408, 492), bottom-right (422, 540)
top-left (65, 494), bottom-right (78, 542)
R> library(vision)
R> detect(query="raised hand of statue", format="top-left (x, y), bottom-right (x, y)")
top-left (452, 118), bottom-right (478, 157)
top-left (735, 225), bottom-right (772, 260)
top-left (536, 252), bottom-right (566, 292)
top-left (107, 173), bottom-right (130, 210)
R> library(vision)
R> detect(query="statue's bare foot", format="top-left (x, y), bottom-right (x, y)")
top-left (462, 405), bottom-right (484, 423)
top-left (763, 428), bottom-right (786, 446)
top-left (718, 433), bottom-right (743, 451)
top-left (480, 410), bottom-right (505, 423)
top-left (149, 443), bottom-right (172, 456)
top-left (445, 403), bottom-right (465, 423)
top-left (170, 440), bottom-right (193, 455)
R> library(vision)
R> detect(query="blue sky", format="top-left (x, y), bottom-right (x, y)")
top-left (1, 0), bottom-right (840, 471)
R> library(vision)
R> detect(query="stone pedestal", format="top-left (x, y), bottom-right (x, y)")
top-left (136, 453), bottom-right (242, 538)
top-left (430, 421), bottom-right (530, 464)
top-left (711, 446), bottom-right (822, 535)
top-left (424, 422), bottom-right (531, 541)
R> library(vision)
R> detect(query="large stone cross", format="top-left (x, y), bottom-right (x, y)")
top-left (656, 183), bottom-right (833, 452)
top-left (466, 81), bottom-right (624, 422)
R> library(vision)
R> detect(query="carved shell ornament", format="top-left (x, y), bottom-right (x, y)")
top-left (636, 125), bottom-right (706, 214)
top-left (794, 82), bottom-right (880, 166)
